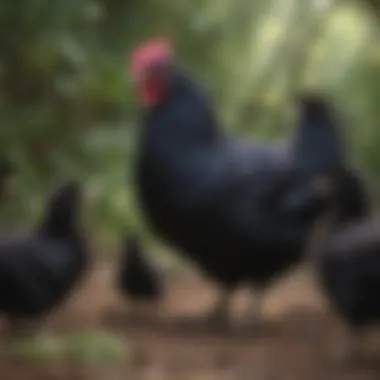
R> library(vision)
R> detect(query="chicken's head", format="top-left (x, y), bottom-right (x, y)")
top-left (129, 38), bottom-right (173, 108)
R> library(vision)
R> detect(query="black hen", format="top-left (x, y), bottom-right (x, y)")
top-left (316, 214), bottom-right (380, 361)
top-left (130, 39), bottom-right (371, 331)
top-left (0, 181), bottom-right (87, 331)
top-left (117, 233), bottom-right (163, 302)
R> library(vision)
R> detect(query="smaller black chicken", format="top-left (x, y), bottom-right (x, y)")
top-left (116, 234), bottom-right (164, 324)
top-left (117, 234), bottom-right (163, 302)
top-left (0, 181), bottom-right (87, 337)
top-left (316, 214), bottom-right (380, 362)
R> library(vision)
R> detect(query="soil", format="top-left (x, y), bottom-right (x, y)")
top-left (0, 262), bottom-right (379, 380)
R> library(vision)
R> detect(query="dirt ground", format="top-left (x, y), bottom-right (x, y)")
top-left (0, 262), bottom-right (380, 380)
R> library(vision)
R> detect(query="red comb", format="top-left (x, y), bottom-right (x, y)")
top-left (130, 38), bottom-right (173, 76)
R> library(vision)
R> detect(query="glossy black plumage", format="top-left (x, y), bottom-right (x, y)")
top-left (135, 65), bottom-right (369, 298)
top-left (318, 216), bottom-right (380, 329)
top-left (117, 234), bottom-right (162, 302)
top-left (0, 181), bottom-right (87, 320)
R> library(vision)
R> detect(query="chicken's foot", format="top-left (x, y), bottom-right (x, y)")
top-left (179, 288), bottom-right (232, 332)
top-left (334, 327), bottom-right (362, 366)
top-left (232, 288), bottom-right (264, 335)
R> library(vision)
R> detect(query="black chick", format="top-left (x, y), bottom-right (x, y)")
top-left (117, 234), bottom-right (163, 303)
top-left (316, 214), bottom-right (380, 362)
top-left (0, 181), bottom-right (87, 335)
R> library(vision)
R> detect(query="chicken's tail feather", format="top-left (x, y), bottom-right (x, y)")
top-left (293, 93), bottom-right (345, 176)
top-left (37, 181), bottom-right (81, 237)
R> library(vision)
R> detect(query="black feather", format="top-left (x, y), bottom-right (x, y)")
top-left (318, 216), bottom-right (380, 328)
top-left (0, 180), bottom-right (87, 319)
top-left (117, 233), bottom-right (162, 301)
top-left (293, 94), bottom-right (345, 176)
top-left (136, 66), bottom-right (371, 293)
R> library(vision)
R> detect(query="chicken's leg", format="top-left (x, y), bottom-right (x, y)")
top-left (180, 288), bottom-right (232, 332)
top-left (233, 288), bottom-right (264, 334)
top-left (204, 288), bottom-right (231, 329)
top-left (335, 327), bottom-right (362, 365)
top-left (128, 299), bottom-right (163, 326)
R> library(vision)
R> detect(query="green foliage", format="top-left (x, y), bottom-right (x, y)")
top-left (4, 330), bottom-right (130, 364)
top-left (5, 333), bottom-right (62, 362)
top-left (0, 0), bottom-right (379, 246)
top-left (64, 330), bottom-right (129, 364)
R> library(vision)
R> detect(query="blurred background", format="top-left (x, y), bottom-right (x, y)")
top-left (1, 0), bottom-right (380, 378)
top-left (1, 0), bottom-right (379, 254)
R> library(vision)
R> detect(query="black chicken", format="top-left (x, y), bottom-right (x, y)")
top-left (0, 181), bottom-right (87, 335)
top-left (117, 233), bottom-right (163, 303)
top-left (315, 212), bottom-right (380, 362)
top-left (129, 39), bottom-right (371, 331)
